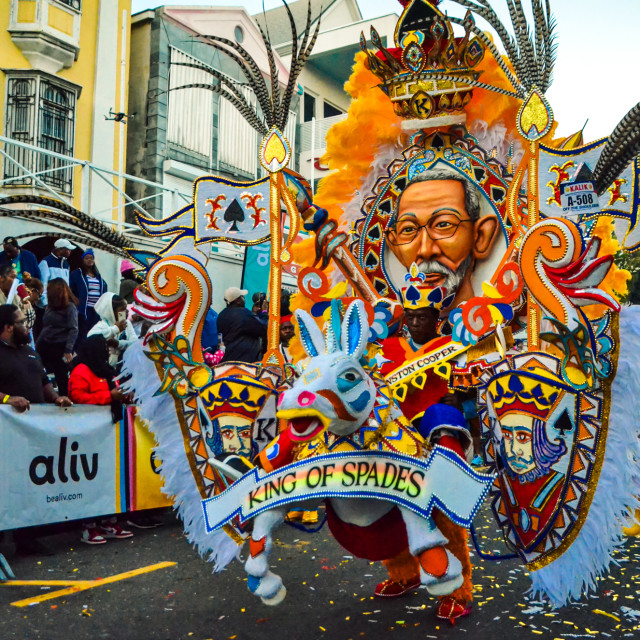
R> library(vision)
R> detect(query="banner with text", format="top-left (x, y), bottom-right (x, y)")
top-left (202, 447), bottom-right (494, 533)
top-left (0, 405), bottom-right (124, 531)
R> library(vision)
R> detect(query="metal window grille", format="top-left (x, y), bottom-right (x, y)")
top-left (37, 79), bottom-right (75, 193)
top-left (4, 78), bottom-right (36, 188)
top-left (4, 75), bottom-right (76, 195)
top-left (54, 0), bottom-right (81, 10)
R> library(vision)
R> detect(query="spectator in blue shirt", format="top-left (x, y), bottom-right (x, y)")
top-left (0, 237), bottom-right (41, 282)
top-left (201, 306), bottom-right (219, 353)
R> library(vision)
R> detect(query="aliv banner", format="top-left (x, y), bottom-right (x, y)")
top-left (0, 405), bottom-right (125, 531)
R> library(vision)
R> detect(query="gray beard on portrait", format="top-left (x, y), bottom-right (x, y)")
top-left (417, 255), bottom-right (473, 295)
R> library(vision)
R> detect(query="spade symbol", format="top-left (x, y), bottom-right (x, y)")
top-left (473, 167), bottom-right (487, 183)
top-left (224, 199), bottom-right (245, 233)
top-left (365, 250), bottom-right (379, 270)
top-left (554, 408), bottom-right (573, 436)
top-left (405, 284), bottom-right (421, 305)
top-left (219, 382), bottom-right (233, 400)
top-left (379, 199), bottom-right (392, 214)
top-left (374, 278), bottom-right (388, 295)
top-left (367, 224), bottom-right (382, 241)
top-left (432, 134), bottom-right (445, 150)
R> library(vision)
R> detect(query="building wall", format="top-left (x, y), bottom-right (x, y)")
top-left (125, 13), bottom-right (151, 206)
top-left (0, 0), bottom-right (131, 289)
top-left (298, 62), bottom-right (351, 115)
top-left (89, 0), bottom-right (131, 224)
top-left (127, 9), bottom-right (260, 221)
top-left (320, 0), bottom-right (361, 30)
top-left (0, 0), bottom-right (130, 211)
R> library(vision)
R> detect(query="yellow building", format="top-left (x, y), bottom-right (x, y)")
top-left (0, 0), bottom-right (132, 282)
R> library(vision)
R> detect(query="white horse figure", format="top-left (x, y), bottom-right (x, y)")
top-left (244, 299), bottom-right (464, 605)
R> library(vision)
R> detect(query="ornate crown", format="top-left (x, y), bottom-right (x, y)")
top-left (401, 263), bottom-right (455, 310)
top-left (360, 0), bottom-right (485, 130)
top-left (486, 369), bottom-right (569, 421)
top-left (202, 364), bottom-right (278, 422)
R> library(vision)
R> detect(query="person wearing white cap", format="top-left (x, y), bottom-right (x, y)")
top-left (216, 286), bottom-right (268, 363)
top-left (38, 239), bottom-right (74, 306)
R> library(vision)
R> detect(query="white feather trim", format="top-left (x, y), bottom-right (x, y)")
top-left (330, 140), bottom-right (404, 287)
top-left (341, 140), bottom-right (404, 227)
top-left (468, 120), bottom-right (524, 170)
top-left (121, 341), bottom-right (241, 571)
top-left (529, 306), bottom-right (640, 606)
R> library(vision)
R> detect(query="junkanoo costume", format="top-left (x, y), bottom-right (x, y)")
top-left (118, 0), bottom-right (640, 622)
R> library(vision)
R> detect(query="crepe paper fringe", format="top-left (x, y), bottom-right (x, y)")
top-left (121, 341), bottom-right (241, 571)
top-left (529, 305), bottom-right (640, 607)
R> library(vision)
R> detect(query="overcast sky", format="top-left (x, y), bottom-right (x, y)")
top-left (131, 0), bottom-right (640, 141)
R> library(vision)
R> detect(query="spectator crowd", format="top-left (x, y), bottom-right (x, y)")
top-left (0, 237), bottom-right (159, 552)
top-left (0, 234), bottom-right (296, 554)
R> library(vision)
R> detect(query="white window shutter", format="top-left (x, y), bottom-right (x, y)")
top-left (167, 48), bottom-right (213, 159)
top-left (217, 84), bottom-right (258, 177)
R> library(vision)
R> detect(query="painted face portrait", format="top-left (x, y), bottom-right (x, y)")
top-left (385, 171), bottom-right (500, 304)
top-left (499, 413), bottom-right (537, 476)
top-left (219, 416), bottom-right (252, 456)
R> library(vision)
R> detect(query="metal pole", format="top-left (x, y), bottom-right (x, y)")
top-left (117, 9), bottom-right (128, 231)
top-left (0, 135), bottom-right (182, 194)
top-left (527, 140), bottom-right (540, 349)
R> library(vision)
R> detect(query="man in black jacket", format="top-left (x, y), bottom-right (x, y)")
top-left (217, 287), bottom-right (267, 363)
top-left (0, 304), bottom-right (73, 411)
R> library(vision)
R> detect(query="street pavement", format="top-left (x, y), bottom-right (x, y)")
top-left (1, 506), bottom-right (640, 640)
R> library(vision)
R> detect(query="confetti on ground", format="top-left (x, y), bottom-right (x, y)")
top-left (593, 609), bottom-right (621, 622)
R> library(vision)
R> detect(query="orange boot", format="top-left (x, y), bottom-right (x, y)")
top-left (433, 510), bottom-right (473, 622)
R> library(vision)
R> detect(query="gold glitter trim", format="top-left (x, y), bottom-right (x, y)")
top-left (527, 312), bottom-right (620, 572)
top-left (153, 357), bottom-right (245, 547)
top-left (527, 140), bottom-right (541, 350)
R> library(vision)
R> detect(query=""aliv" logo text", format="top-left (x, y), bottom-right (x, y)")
top-left (29, 437), bottom-right (98, 485)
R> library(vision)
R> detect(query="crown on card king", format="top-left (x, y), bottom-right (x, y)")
top-left (201, 365), bottom-right (275, 421)
top-left (486, 369), bottom-right (567, 422)
top-left (360, 0), bottom-right (485, 130)
top-left (401, 263), bottom-right (456, 310)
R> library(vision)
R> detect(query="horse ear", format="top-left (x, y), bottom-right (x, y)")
top-left (325, 299), bottom-right (342, 354)
top-left (341, 300), bottom-right (368, 360)
top-left (294, 310), bottom-right (325, 357)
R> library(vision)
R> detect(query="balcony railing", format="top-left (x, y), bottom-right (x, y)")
top-left (0, 134), bottom-right (248, 262)
top-left (0, 134), bottom-right (192, 233)
top-left (298, 114), bottom-right (347, 153)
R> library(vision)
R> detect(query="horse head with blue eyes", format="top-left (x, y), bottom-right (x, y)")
top-left (277, 300), bottom-right (376, 442)
top-left (244, 299), bottom-right (465, 606)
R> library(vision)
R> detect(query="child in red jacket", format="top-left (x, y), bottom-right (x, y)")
top-left (68, 334), bottom-right (123, 407)
top-left (68, 335), bottom-right (132, 544)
